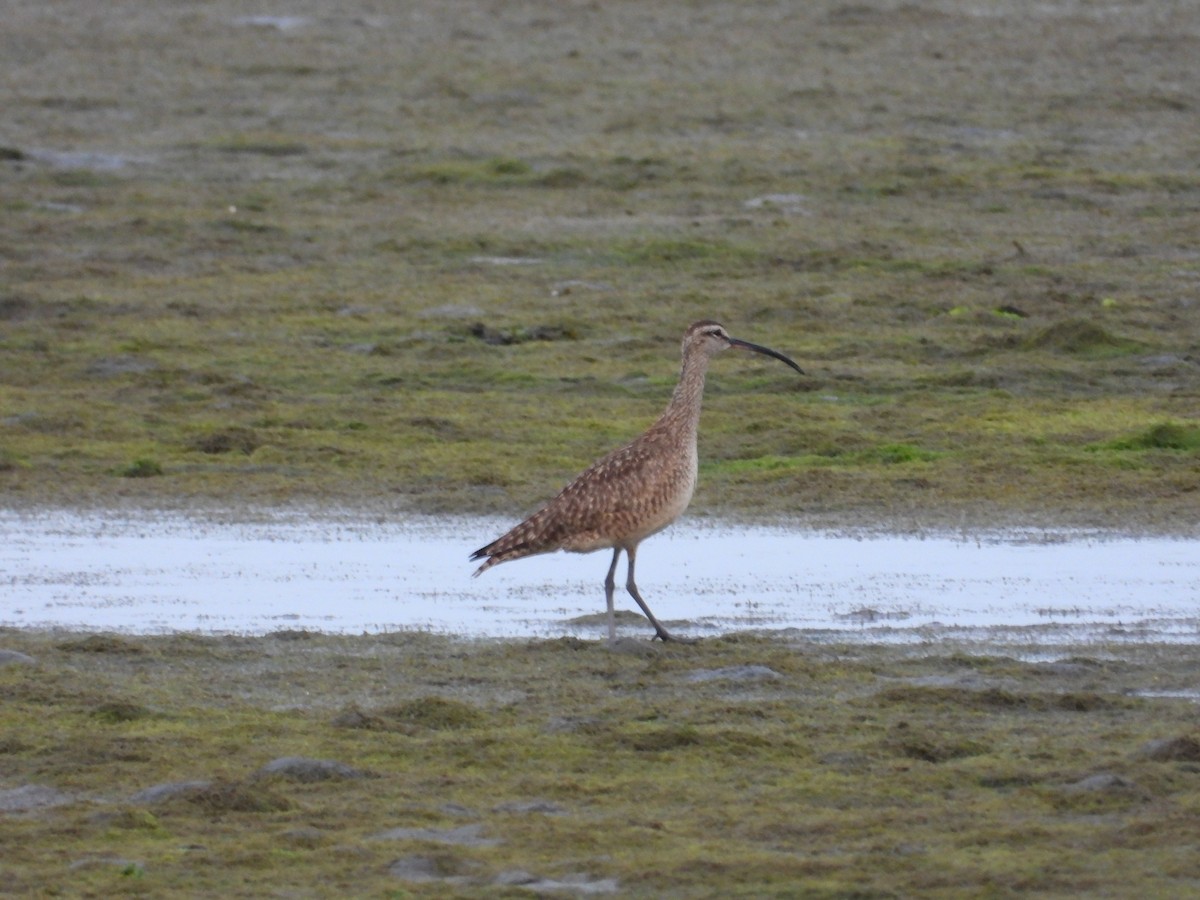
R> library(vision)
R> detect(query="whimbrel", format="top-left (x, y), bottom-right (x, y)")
top-left (471, 320), bottom-right (803, 642)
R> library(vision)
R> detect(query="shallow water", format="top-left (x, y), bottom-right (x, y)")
top-left (1, 511), bottom-right (1196, 646)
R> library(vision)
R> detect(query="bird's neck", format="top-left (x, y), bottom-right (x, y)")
top-left (658, 351), bottom-right (710, 436)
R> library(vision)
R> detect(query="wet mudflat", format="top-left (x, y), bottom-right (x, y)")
top-left (2, 510), bottom-right (1196, 645)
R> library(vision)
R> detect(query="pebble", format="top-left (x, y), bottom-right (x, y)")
top-left (418, 303), bottom-right (485, 319)
top-left (1063, 772), bottom-right (1145, 797)
top-left (370, 822), bottom-right (500, 846)
top-left (129, 780), bottom-right (213, 805)
top-left (495, 870), bottom-right (620, 894)
top-left (493, 799), bottom-right (568, 815)
top-left (685, 664), bottom-right (781, 683)
top-left (388, 855), bottom-right (446, 882)
top-left (743, 193), bottom-right (809, 214)
top-left (0, 784), bottom-right (72, 812)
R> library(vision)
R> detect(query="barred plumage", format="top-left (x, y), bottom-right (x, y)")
top-left (471, 321), bottom-right (803, 642)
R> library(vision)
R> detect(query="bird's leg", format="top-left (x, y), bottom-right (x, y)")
top-left (625, 546), bottom-right (695, 643)
top-left (604, 548), bottom-right (621, 644)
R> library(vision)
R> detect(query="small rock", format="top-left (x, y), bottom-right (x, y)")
top-left (130, 780), bottom-right (213, 806)
top-left (36, 201), bottom-right (85, 214)
top-left (257, 756), bottom-right (370, 782)
top-left (370, 823), bottom-right (500, 847)
top-left (743, 193), bottom-right (808, 214)
top-left (495, 869), bottom-right (540, 885)
top-left (493, 870), bottom-right (620, 894)
top-left (418, 303), bottom-right (485, 320)
top-left (28, 149), bottom-right (138, 171)
top-left (493, 799), bottom-right (568, 815)
top-left (0, 784), bottom-right (72, 812)
top-left (1137, 353), bottom-right (1190, 369)
top-left (388, 854), bottom-right (473, 883)
top-left (551, 280), bottom-right (613, 296)
top-left (685, 665), bottom-right (781, 683)
top-left (389, 855), bottom-right (443, 882)
top-left (233, 15), bottom-right (310, 31)
top-left (468, 255), bottom-right (543, 266)
top-left (68, 857), bottom-right (143, 873)
top-left (0, 649), bottom-right (36, 666)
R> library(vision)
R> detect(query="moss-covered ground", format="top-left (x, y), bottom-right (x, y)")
top-left (2, 0), bottom-right (1197, 530)
top-left (3, 630), bottom-right (1199, 897)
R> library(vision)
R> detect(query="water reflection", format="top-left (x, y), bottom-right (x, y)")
top-left (1, 511), bottom-right (1196, 645)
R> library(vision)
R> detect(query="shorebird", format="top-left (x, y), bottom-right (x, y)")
top-left (471, 320), bottom-right (803, 642)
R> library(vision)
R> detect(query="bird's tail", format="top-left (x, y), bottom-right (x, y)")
top-left (469, 548), bottom-right (500, 578)
top-left (470, 515), bottom-right (554, 576)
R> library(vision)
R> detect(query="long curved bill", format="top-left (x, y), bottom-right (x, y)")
top-left (728, 337), bottom-right (805, 374)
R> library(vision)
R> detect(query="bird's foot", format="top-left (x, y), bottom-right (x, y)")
top-left (653, 629), bottom-right (698, 645)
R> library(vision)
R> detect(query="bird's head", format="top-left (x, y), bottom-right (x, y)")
top-left (682, 320), bottom-right (804, 373)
